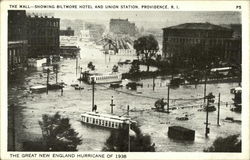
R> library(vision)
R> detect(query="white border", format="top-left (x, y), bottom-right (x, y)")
top-left (1, 1), bottom-right (249, 160)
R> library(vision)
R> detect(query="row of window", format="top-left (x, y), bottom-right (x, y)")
top-left (29, 38), bottom-right (59, 45)
top-left (8, 48), bottom-right (24, 65)
top-left (166, 37), bottom-right (236, 47)
top-left (94, 75), bottom-right (119, 81)
top-left (28, 20), bottom-right (59, 27)
top-left (82, 116), bottom-right (122, 129)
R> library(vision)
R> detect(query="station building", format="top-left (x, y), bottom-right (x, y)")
top-left (162, 23), bottom-right (241, 65)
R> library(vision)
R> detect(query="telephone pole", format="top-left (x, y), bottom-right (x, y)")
top-left (217, 93), bottom-right (221, 126)
top-left (110, 96), bottom-right (115, 114)
top-left (153, 76), bottom-right (155, 91)
top-left (76, 56), bottom-right (78, 76)
top-left (205, 98), bottom-right (209, 137)
top-left (46, 68), bottom-right (50, 94)
top-left (92, 78), bottom-right (95, 111)
top-left (204, 71), bottom-right (207, 103)
top-left (166, 85), bottom-right (170, 113)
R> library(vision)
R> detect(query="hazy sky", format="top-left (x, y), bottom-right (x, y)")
top-left (29, 11), bottom-right (241, 29)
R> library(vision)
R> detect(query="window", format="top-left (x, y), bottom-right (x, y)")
top-left (86, 117), bottom-right (89, 123)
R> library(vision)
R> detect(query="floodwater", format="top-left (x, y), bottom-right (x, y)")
top-left (8, 42), bottom-right (241, 152)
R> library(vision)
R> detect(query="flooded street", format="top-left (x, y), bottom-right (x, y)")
top-left (8, 42), bottom-right (241, 152)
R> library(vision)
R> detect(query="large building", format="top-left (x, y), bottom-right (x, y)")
top-left (109, 19), bottom-right (137, 36)
top-left (60, 19), bottom-right (83, 37)
top-left (85, 22), bottom-right (105, 42)
top-left (8, 10), bottom-right (28, 72)
top-left (27, 15), bottom-right (60, 58)
top-left (162, 23), bottom-right (241, 65)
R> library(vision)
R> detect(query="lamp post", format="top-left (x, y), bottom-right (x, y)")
top-left (46, 68), bottom-right (50, 94)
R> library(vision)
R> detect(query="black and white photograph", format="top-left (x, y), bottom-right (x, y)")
top-left (1, 1), bottom-right (249, 160)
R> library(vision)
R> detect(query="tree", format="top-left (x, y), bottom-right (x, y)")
top-left (133, 35), bottom-right (159, 72)
top-left (204, 134), bottom-right (241, 152)
top-left (39, 112), bottom-right (82, 151)
top-left (129, 60), bottom-right (140, 74)
top-left (87, 62), bottom-right (95, 71)
top-left (112, 65), bottom-right (119, 73)
top-left (102, 124), bottom-right (155, 152)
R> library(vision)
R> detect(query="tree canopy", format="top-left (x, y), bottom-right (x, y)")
top-left (87, 62), bottom-right (95, 71)
top-left (204, 134), bottom-right (241, 152)
top-left (102, 124), bottom-right (155, 152)
top-left (134, 35), bottom-right (159, 72)
top-left (39, 112), bottom-right (82, 151)
top-left (129, 60), bottom-right (140, 74)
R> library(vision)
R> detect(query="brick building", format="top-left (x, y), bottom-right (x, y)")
top-left (8, 10), bottom-right (28, 71)
top-left (109, 19), bottom-right (137, 36)
top-left (162, 23), bottom-right (241, 65)
top-left (27, 15), bottom-right (60, 58)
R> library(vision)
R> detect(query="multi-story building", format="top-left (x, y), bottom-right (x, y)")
top-left (162, 23), bottom-right (241, 65)
top-left (60, 19), bottom-right (83, 37)
top-left (109, 19), bottom-right (137, 36)
top-left (27, 15), bottom-right (60, 58)
top-left (85, 22), bottom-right (105, 42)
top-left (8, 10), bottom-right (28, 72)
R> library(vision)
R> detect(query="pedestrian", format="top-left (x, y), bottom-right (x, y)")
top-left (92, 105), bottom-right (97, 112)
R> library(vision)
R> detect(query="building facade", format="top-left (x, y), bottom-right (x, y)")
top-left (85, 22), bottom-right (105, 42)
top-left (162, 23), bottom-right (241, 65)
top-left (109, 19), bottom-right (137, 36)
top-left (8, 10), bottom-right (28, 72)
top-left (60, 19), bottom-right (83, 37)
top-left (27, 15), bottom-right (60, 58)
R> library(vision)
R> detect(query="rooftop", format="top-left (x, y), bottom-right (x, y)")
top-left (163, 23), bottom-right (232, 31)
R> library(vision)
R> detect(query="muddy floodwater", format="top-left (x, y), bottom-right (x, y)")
top-left (8, 42), bottom-right (241, 152)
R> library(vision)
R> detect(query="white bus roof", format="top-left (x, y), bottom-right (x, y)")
top-left (81, 112), bottom-right (131, 123)
top-left (211, 67), bottom-right (232, 72)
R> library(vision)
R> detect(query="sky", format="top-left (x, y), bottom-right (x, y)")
top-left (28, 11), bottom-right (241, 30)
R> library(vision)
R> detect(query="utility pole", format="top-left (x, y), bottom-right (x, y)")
top-left (127, 105), bottom-right (130, 116)
top-left (76, 56), bottom-right (78, 76)
top-left (166, 85), bottom-right (170, 113)
top-left (12, 105), bottom-right (15, 151)
top-left (128, 120), bottom-right (130, 152)
top-left (205, 93), bottom-right (214, 137)
top-left (46, 68), bottom-right (50, 94)
top-left (80, 67), bottom-right (83, 80)
top-left (204, 71), bottom-right (207, 103)
top-left (110, 96), bottom-right (115, 114)
top-left (92, 78), bottom-right (95, 111)
top-left (205, 98), bottom-right (209, 137)
top-left (217, 93), bottom-right (221, 126)
top-left (153, 76), bottom-right (155, 91)
top-left (55, 68), bottom-right (58, 84)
